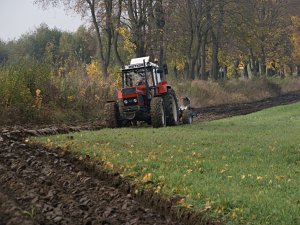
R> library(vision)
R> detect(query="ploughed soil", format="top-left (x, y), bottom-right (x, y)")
top-left (1, 91), bottom-right (300, 225)
top-left (194, 90), bottom-right (300, 121)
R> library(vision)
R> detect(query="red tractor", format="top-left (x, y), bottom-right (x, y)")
top-left (104, 57), bottom-right (193, 128)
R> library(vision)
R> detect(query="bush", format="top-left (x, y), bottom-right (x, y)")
top-left (0, 59), bottom-right (116, 125)
top-left (0, 60), bottom-right (47, 123)
top-left (280, 77), bottom-right (300, 93)
top-left (174, 78), bottom-right (289, 108)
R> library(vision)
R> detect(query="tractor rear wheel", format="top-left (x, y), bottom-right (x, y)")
top-left (163, 89), bottom-right (179, 126)
top-left (150, 97), bottom-right (166, 128)
top-left (104, 102), bottom-right (120, 128)
top-left (182, 110), bottom-right (193, 125)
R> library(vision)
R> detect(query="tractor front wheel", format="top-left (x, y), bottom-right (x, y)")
top-left (150, 97), bottom-right (166, 128)
top-left (104, 102), bottom-right (120, 128)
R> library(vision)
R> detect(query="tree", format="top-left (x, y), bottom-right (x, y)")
top-left (125, 0), bottom-right (148, 57)
top-left (209, 0), bottom-right (226, 80)
top-left (164, 0), bottom-right (212, 80)
top-left (185, 0), bottom-right (211, 80)
top-left (35, 0), bottom-right (123, 79)
top-left (73, 25), bottom-right (97, 64)
top-left (26, 0), bottom-right (300, 80)
top-left (0, 40), bottom-right (8, 64)
top-left (291, 16), bottom-right (300, 76)
top-left (236, 0), bottom-right (289, 77)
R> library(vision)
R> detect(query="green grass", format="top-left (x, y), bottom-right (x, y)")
top-left (32, 102), bottom-right (300, 224)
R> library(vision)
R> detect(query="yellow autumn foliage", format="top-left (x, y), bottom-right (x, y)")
top-left (142, 173), bottom-right (152, 183)
top-left (34, 89), bottom-right (42, 110)
top-left (116, 27), bottom-right (136, 56)
top-left (291, 16), bottom-right (300, 62)
top-left (86, 60), bottom-right (101, 78)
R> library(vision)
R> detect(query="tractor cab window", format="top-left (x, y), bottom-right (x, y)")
top-left (154, 69), bottom-right (161, 84)
top-left (146, 69), bottom-right (154, 86)
top-left (123, 69), bottom-right (154, 88)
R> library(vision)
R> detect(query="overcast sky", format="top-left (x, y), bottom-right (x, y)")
top-left (0, 0), bottom-right (84, 41)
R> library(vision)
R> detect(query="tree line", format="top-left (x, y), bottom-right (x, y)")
top-left (1, 0), bottom-right (300, 80)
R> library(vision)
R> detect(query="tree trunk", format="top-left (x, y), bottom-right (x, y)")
top-left (297, 65), bottom-right (300, 76)
top-left (233, 59), bottom-right (239, 79)
top-left (260, 46), bottom-right (266, 76)
top-left (113, 32), bottom-right (123, 66)
top-left (184, 62), bottom-right (189, 80)
top-left (104, 0), bottom-right (112, 69)
top-left (254, 60), bottom-right (260, 77)
top-left (127, 0), bottom-right (146, 57)
top-left (155, 0), bottom-right (165, 65)
top-left (87, 0), bottom-right (112, 79)
top-left (211, 32), bottom-right (219, 80)
top-left (261, 63), bottom-right (266, 77)
top-left (158, 29), bottom-right (164, 66)
top-left (147, 0), bottom-right (155, 60)
top-left (88, 1), bottom-right (106, 78)
top-left (173, 65), bottom-right (178, 79)
top-left (249, 48), bottom-right (256, 77)
top-left (200, 36), bottom-right (207, 80)
top-left (112, 0), bottom-right (123, 66)
top-left (136, 29), bottom-right (146, 57)
top-left (211, 1), bottom-right (225, 81)
top-left (196, 58), bottom-right (201, 79)
top-left (244, 63), bottom-right (249, 79)
top-left (288, 63), bottom-right (294, 76)
top-left (188, 58), bottom-right (196, 80)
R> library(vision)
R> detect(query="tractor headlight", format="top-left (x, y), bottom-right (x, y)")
top-left (133, 99), bottom-right (138, 103)
top-left (124, 100), bottom-right (128, 105)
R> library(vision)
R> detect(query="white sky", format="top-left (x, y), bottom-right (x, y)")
top-left (0, 0), bottom-right (84, 41)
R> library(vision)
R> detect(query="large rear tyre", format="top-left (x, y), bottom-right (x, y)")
top-left (104, 102), bottom-right (120, 128)
top-left (182, 110), bottom-right (193, 125)
top-left (150, 97), bottom-right (166, 128)
top-left (163, 89), bottom-right (179, 126)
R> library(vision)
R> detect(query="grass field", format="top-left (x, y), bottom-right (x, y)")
top-left (33, 102), bottom-right (300, 224)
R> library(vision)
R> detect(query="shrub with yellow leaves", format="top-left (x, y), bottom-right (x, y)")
top-left (86, 60), bottom-right (102, 78)
top-left (34, 89), bottom-right (42, 110)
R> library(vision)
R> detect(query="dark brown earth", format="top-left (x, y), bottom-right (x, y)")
top-left (195, 90), bottom-right (300, 121)
top-left (1, 91), bottom-right (300, 225)
top-left (0, 127), bottom-right (185, 225)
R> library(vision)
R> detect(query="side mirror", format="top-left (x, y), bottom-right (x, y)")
top-left (163, 64), bottom-right (168, 75)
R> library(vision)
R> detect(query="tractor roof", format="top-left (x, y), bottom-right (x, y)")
top-left (122, 56), bottom-right (158, 71)
top-left (130, 56), bottom-right (150, 64)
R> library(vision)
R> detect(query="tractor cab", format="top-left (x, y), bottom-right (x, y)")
top-left (118, 57), bottom-right (168, 106)
top-left (115, 57), bottom-right (169, 122)
top-left (122, 64), bottom-right (160, 88)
